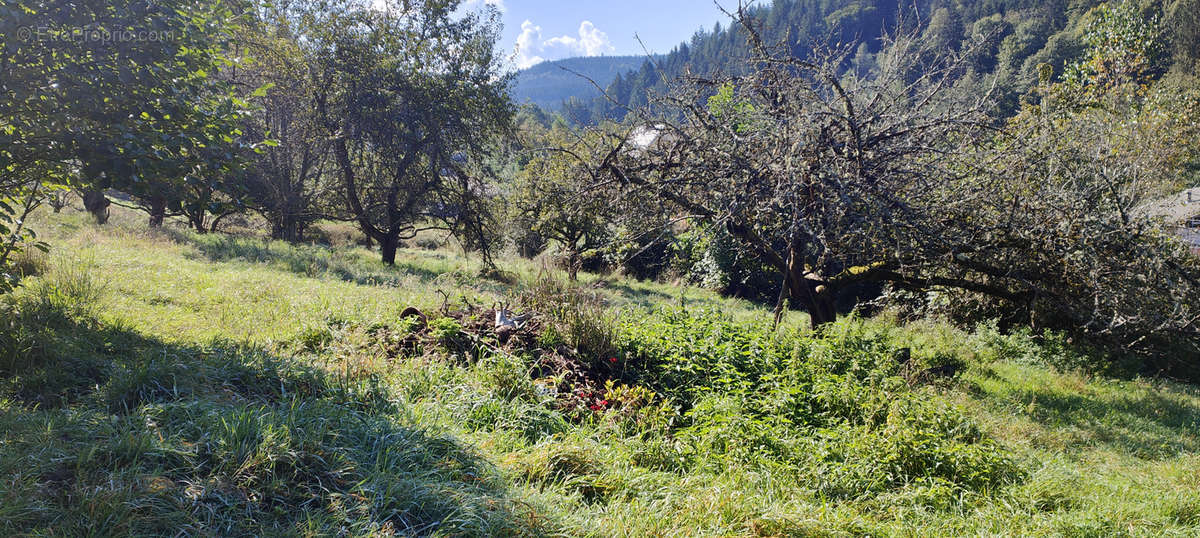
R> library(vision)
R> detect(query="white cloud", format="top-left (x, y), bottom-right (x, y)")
top-left (515, 20), bottom-right (615, 69)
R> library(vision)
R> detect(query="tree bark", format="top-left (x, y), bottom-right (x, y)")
top-left (272, 215), bottom-right (301, 242)
top-left (784, 247), bottom-right (837, 329)
top-left (81, 189), bottom-right (110, 225)
top-left (788, 271), bottom-right (837, 328)
top-left (380, 234), bottom-right (399, 266)
top-left (187, 210), bottom-right (208, 234)
top-left (568, 249), bottom-right (580, 281)
top-left (148, 196), bottom-right (167, 227)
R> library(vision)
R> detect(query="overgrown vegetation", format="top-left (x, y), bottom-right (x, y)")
top-left (3, 0), bottom-right (1200, 534)
top-left (2, 208), bottom-right (1199, 535)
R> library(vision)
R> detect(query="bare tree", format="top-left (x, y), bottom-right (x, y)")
top-left (600, 10), bottom-right (997, 328)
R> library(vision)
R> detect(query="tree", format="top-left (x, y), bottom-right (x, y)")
top-left (1166, 0), bottom-right (1200, 71)
top-left (0, 0), bottom-right (253, 230)
top-left (306, 0), bottom-right (513, 265)
top-left (925, 4), bottom-right (1200, 367)
top-left (941, 72), bottom-right (1200, 368)
top-left (1063, 1), bottom-right (1167, 92)
top-left (598, 4), bottom-right (1200, 372)
top-left (237, 5), bottom-right (334, 242)
top-left (515, 127), bottom-right (618, 280)
top-left (601, 13), bottom-right (997, 328)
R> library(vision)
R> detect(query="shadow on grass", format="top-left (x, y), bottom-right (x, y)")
top-left (162, 229), bottom-right (447, 287)
top-left (974, 366), bottom-right (1200, 460)
top-left (603, 282), bottom-right (679, 309)
top-left (0, 299), bottom-right (550, 536)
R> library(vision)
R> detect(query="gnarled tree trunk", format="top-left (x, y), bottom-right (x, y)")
top-left (81, 189), bottom-right (110, 225)
top-left (380, 235), bottom-right (399, 266)
top-left (147, 195), bottom-right (168, 227)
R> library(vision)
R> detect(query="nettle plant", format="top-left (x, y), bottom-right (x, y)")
top-left (611, 308), bottom-right (1019, 496)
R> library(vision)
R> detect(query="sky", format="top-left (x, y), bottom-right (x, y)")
top-left (463, 0), bottom-right (733, 70)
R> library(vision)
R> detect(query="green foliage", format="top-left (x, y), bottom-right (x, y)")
top-left (687, 226), bottom-right (780, 301)
top-left (0, 0), bottom-right (255, 231)
top-left (706, 83), bottom-right (759, 134)
top-left (0, 184), bottom-right (51, 293)
top-left (305, 0), bottom-right (513, 265)
top-left (616, 309), bottom-right (1019, 496)
top-left (1063, 1), bottom-right (1168, 91)
top-left (5, 209), bottom-right (1200, 535)
top-left (512, 126), bottom-right (617, 279)
top-left (430, 316), bottom-right (464, 345)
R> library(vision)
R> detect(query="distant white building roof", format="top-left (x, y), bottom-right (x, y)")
top-left (1138, 188), bottom-right (1200, 251)
top-left (1138, 188), bottom-right (1200, 225)
top-left (629, 125), bottom-right (666, 149)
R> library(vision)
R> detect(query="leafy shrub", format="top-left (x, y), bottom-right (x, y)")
top-left (800, 399), bottom-right (1018, 498)
top-left (601, 380), bottom-right (678, 436)
top-left (968, 320), bottom-right (1119, 375)
top-left (614, 309), bottom-right (1019, 497)
top-left (687, 228), bottom-right (779, 302)
top-left (615, 307), bottom-right (792, 402)
top-left (429, 317), bottom-right (464, 345)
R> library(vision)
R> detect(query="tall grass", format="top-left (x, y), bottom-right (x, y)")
top-left (2, 206), bottom-right (1199, 536)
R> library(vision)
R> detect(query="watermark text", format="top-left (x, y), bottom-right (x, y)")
top-left (16, 25), bottom-right (175, 44)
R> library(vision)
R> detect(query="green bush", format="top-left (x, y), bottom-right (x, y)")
top-left (430, 317), bottom-right (464, 347)
top-left (614, 309), bottom-right (1019, 497)
top-left (687, 228), bottom-right (779, 302)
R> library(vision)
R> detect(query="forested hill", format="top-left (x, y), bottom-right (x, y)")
top-left (510, 56), bottom-right (652, 111)
top-left (560, 0), bottom-right (1200, 124)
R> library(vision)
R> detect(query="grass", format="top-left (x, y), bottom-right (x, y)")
top-left (2, 205), bottom-right (1200, 536)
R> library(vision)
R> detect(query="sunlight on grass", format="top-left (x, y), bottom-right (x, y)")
top-left (3, 206), bottom-right (1199, 536)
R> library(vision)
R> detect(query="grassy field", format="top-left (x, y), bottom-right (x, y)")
top-left (2, 205), bottom-right (1200, 537)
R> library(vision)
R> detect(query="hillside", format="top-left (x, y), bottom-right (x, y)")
top-left (3, 204), bottom-right (1199, 535)
top-left (510, 56), bottom-right (652, 112)
top-left (564, 0), bottom-right (1199, 123)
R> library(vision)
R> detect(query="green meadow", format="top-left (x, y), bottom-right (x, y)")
top-left (2, 206), bottom-right (1199, 537)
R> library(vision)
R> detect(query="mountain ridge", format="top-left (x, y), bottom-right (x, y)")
top-left (510, 55), bottom-right (654, 112)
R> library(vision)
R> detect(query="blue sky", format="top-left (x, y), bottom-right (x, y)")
top-left (465, 0), bottom-right (734, 69)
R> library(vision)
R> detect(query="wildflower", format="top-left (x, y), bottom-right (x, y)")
top-left (608, 357), bottom-right (618, 363)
